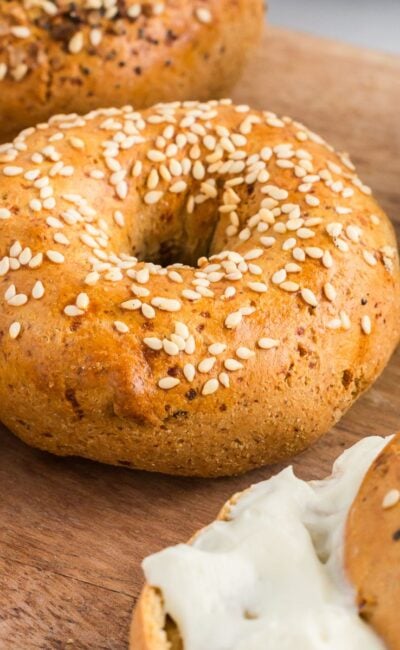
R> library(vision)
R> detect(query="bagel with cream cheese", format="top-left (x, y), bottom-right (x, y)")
top-left (0, 100), bottom-right (399, 477)
top-left (0, 0), bottom-right (264, 141)
top-left (131, 433), bottom-right (400, 649)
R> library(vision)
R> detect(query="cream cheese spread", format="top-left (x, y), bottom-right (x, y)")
top-left (144, 436), bottom-right (389, 650)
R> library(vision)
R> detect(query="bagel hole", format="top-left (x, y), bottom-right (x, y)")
top-left (132, 211), bottom-right (220, 268)
top-left (135, 238), bottom-right (210, 268)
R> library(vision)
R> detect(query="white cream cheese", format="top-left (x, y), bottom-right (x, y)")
top-left (143, 436), bottom-right (390, 650)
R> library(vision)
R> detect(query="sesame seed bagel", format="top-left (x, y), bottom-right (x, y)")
top-left (0, 0), bottom-right (263, 141)
top-left (0, 100), bottom-right (399, 477)
top-left (131, 435), bottom-right (399, 649)
top-left (346, 433), bottom-right (400, 650)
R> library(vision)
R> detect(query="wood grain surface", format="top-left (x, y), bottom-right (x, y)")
top-left (0, 27), bottom-right (399, 649)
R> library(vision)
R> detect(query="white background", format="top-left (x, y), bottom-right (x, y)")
top-left (268, 0), bottom-right (400, 54)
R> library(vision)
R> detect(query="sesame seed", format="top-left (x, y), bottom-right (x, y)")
top-left (131, 284), bottom-right (150, 298)
top-left (142, 304), bottom-right (156, 319)
top-left (168, 270), bottom-right (184, 283)
top-left (0, 208), bottom-right (11, 219)
top-left (326, 222), bottom-right (343, 238)
top-left (116, 180), bottom-right (128, 200)
top-left (69, 32), bottom-right (84, 54)
top-left (297, 228), bottom-right (315, 240)
top-left (175, 322), bottom-right (189, 339)
top-left (225, 311), bottom-right (242, 329)
top-left (163, 339), bottom-right (180, 356)
top-left (208, 343), bottom-right (227, 355)
top-left (198, 357), bottom-right (216, 373)
top-left (136, 268), bottom-right (150, 284)
top-left (144, 337), bottom-right (163, 351)
top-left (144, 191), bottom-right (164, 205)
top-left (46, 250), bottom-right (65, 264)
top-left (260, 236), bottom-right (276, 248)
top-left (0, 257), bottom-right (10, 276)
top-left (85, 272), bottom-right (100, 286)
top-left (12, 64), bottom-right (28, 81)
top-left (185, 336), bottom-right (196, 354)
top-left (183, 363), bottom-right (196, 382)
top-left (272, 269), bottom-right (286, 285)
top-left (9, 321), bottom-right (22, 339)
top-left (182, 289), bottom-right (201, 301)
top-left (280, 281), bottom-right (300, 293)
top-left (236, 347), bottom-right (255, 360)
top-left (202, 378), bottom-right (219, 396)
top-left (89, 28), bottom-right (102, 47)
top-left (114, 211), bottom-right (125, 227)
top-left (151, 297), bottom-right (181, 312)
top-left (305, 246), bottom-right (324, 259)
top-left (324, 283), bottom-right (336, 301)
top-left (327, 318), bottom-right (342, 330)
top-left (114, 321), bottom-right (129, 334)
top-left (382, 489), bottom-right (400, 509)
top-left (29, 253), bottom-right (43, 269)
top-left (224, 358), bottom-right (243, 372)
top-left (121, 299), bottom-right (142, 311)
top-left (158, 377), bottom-right (180, 390)
top-left (244, 248), bottom-right (264, 261)
top-left (301, 288), bottom-right (318, 307)
top-left (5, 285), bottom-right (16, 301)
top-left (76, 293), bottom-right (90, 310)
top-left (3, 166), bottom-right (23, 177)
top-left (340, 310), bottom-right (351, 330)
top-left (322, 251), bottom-right (333, 269)
top-left (248, 281), bottom-right (268, 293)
top-left (363, 250), bottom-right (377, 266)
top-left (305, 194), bottom-right (320, 207)
top-left (8, 294), bottom-right (28, 307)
top-left (64, 305), bottom-right (84, 317)
top-left (361, 315), bottom-right (372, 335)
top-left (19, 247), bottom-right (32, 266)
top-left (258, 338), bottom-right (279, 350)
top-left (147, 149), bottom-right (165, 162)
top-left (170, 334), bottom-right (186, 351)
top-left (127, 4), bottom-right (141, 18)
top-left (285, 263), bottom-right (301, 273)
top-left (219, 372), bottom-right (230, 388)
top-left (32, 281), bottom-right (45, 299)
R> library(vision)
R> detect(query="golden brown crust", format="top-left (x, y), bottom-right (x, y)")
top-left (0, 101), bottom-right (399, 478)
top-left (345, 433), bottom-right (400, 650)
top-left (131, 587), bottom-right (174, 650)
top-left (0, 0), bottom-right (264, 141)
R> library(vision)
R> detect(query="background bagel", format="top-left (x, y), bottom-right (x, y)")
top-left (0, 0), bottom-right (264, 142)
top-left (346, 434), bottom-right (400, 650)
top-left (0, 100), bottom-right (399, 477)
top-left (131, 434), bottom-right (399, 649)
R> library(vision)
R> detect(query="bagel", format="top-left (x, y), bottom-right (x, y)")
top-left (345, 434), bottom-right (400, 650)
top-left (131, 433), bottom-right (400, 650)
top-left (0, 100), bottom-right (399, 478)
top-left (0, 0), bottom-right (263, 141)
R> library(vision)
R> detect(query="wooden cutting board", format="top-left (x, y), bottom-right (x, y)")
top-left (0, 27), bottom-right (399, 650)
